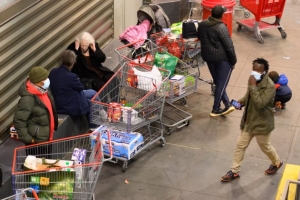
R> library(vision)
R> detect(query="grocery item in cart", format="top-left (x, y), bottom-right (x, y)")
top-left (122, 107), bottom-right (145, 125)
top-left (154, 51), bottom-right (178, 76)
top-left (24, 155), bottom-right (74, 171)
top-left (71, 148), bottom-right (87, 164)
top-left (101, 131), bottom-right (144, 160)
top-left (133, 65), bottom-right (162, 91)
top-left (107, 103), bottom-right (122, 122)
top-left (34, 171), bottom-right (76, 199)
top-left (170, 75), bottom-right (186, 96)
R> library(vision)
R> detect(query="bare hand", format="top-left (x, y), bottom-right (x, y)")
top-left (31, 139), bottom-right (35, 144)
top-left (75, 39), bottom-right (80, 50)
top-left (248, 75), bottom-right (257, 86)
top-left (89, 43), bottom-right (96, 52)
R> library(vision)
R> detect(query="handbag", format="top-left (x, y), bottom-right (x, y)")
top-left (80, 78), bottom-right (94, 90)
top-left (182, 19), bottom-right (199, 39)
top-left (182, 8), bottom-right (200, 39)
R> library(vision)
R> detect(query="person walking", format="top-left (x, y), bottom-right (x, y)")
top-left (197, 5), bottom-right (237, 116)
top-left (221, 58), bottom-right (283, 182)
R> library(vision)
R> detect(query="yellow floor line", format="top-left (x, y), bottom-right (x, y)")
top-left (276, 164), bottom-right (300, 200)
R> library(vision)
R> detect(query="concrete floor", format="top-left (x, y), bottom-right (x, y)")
top-left (94, 1), bottom-right (300, 199)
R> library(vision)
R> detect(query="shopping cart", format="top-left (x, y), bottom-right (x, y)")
top-left (90, 61), bottom-right (169, 171)
top-left (236, 0), bottom-right (287, 43)
top-left (162, 102), bottom-right (192, 135)
top-left (234, 0), bottom-right (250, 18)
top-left (115, 38), bottom-right (207, 105)
top-left (2, 188), bottom-right (38, 200)
top-left (12, 132), bottom-right (112, 200)
top-left (150, 33), bottom-right (215, 95)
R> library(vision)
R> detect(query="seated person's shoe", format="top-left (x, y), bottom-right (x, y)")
top-left (222, 105), bottom-right (235, 115)
top-left (210, 108), bottom-right (223, 117)
top-left (265, 161), bottom-right (283, 175)
top-left (221, 170), bottom-right (240, 182)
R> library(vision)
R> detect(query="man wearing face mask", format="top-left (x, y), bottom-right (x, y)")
top-left (14, 67), bottom-right (58, 155)
top-left (221, 58), bottom-right (282, 182)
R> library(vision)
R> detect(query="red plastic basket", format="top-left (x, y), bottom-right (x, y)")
top-left (240, 0), bottom-right (286, 21)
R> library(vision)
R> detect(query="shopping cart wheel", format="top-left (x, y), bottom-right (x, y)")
top-left (244, 12), bottom-right (250, 18)
top-left (186, 120), bottom-right (190, 127)
top-left (160, 138), bottom-right (166, 147)
top-left (278, 27), bottom-right (287, 39)
top-left (165, 126), bottom-right (171, 135)
top-left (181, 98), bottom-right (187, 106)
top-left (237, 25), bottom-right (242, 32)
top-left (255, 32), bottom-right (264, 44)
top-left (122, 161), bottom-right (128, 172)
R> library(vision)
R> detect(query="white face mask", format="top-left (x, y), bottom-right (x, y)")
top-left (42, 78), bottom-right (50, 89)
top-left (251, 71), bottom-right (263, 81)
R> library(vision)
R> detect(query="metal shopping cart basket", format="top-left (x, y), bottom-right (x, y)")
top-left (115, 38), bottom-right (203, 105)
top-left (11, 132), bottom-right (112, 200)
top-left (114, 39), bottom-right (198, 135)
top-left (236, 0), bottom-right (287, 43)
top-left (2, 188), bottom-right (38, 200)
top-left (90, 61), bottom-right (170, 171)
top-left (150, 32), bottom-right (215, 95)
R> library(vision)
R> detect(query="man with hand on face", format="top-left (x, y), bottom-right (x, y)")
top-left (221, 58), bottom-right (282, 182)
top-left (67, 32), bottom-right (114, 92)
top-left (14, 67), bottom-right (58, 156)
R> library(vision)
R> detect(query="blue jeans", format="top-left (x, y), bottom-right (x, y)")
top-left (83, 89), bottom-right (100, 126)
top-left (207, 61), bottom-right (232, 111)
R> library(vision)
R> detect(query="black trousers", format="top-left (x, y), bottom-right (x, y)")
top-left (274, 93), bottom-right (292, 106)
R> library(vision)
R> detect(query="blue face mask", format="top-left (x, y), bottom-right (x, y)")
top-left (251, 71), bottom-right (263, 81)
top-left (42, 78), bottom-right (50, 89)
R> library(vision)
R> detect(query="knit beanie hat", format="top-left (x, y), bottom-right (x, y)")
top-left (29, 67), bottom-right (49, 84)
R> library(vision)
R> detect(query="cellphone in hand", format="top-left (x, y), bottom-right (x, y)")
top-left (231, 99), bottom-right (242, 110)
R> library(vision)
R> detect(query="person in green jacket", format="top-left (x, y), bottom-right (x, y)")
top-left (14, 67), bottom-right (58, 157)
top-left (221, 58), bottom-right (282, 182)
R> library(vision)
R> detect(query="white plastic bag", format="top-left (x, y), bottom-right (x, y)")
top-left (133, 65), bottom-right (162, 91)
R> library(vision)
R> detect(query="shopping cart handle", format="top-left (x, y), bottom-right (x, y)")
top-left (103, 130), bottom-right (113, 162)
top-left (32, 189), bottom-right (39, 199)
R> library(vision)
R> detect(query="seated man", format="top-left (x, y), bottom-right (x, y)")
top-left (67, 32), bottom-right (114, 92)
top-left (49, 50), bottom-right (98, 125)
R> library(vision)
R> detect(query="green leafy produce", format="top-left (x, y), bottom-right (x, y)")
top-left (185, 75), bottom-right (195, 85)
top-left (37, 171), bottom-right (75, 200)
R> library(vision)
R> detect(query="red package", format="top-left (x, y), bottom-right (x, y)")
top-left (168, 41), bottom-right (182, 59)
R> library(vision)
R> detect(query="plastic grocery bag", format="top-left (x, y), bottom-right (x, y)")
top-left (170, 22), bottom-right (183, 36)
top-left (133, 65), bottom-right (162, 91)
top-left (154, 51), bottom-right (178, 77)
top-left (168, 41), bottom-right (182, 58)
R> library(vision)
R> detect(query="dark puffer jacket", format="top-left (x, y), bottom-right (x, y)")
top-left (197, 16), bottom-right (237, 66)
top-left (13, 81), bottom-right (58, 144)
top-left (275, 74), bottom-right (292, 96)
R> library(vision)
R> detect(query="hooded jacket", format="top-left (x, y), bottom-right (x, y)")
top-left (239, 74), bottom-right (275, 135)
top-left (49, 65), bottom-right (90, 116)
top-left (274, 74), bottom-right (292, 96)
top-left (119, 20), bottom-right (151, 49)
top-left (197, 16), bottom-right (237, 66)
top-left (13, 80), bottom-right (58, 144)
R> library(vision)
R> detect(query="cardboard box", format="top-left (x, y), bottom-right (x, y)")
top-left (101, 131), bottom-right (144, 160)
top-left (71, 148), bottom-right (87, 164)
top-left (170, 75), bottom-right (185, 96)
